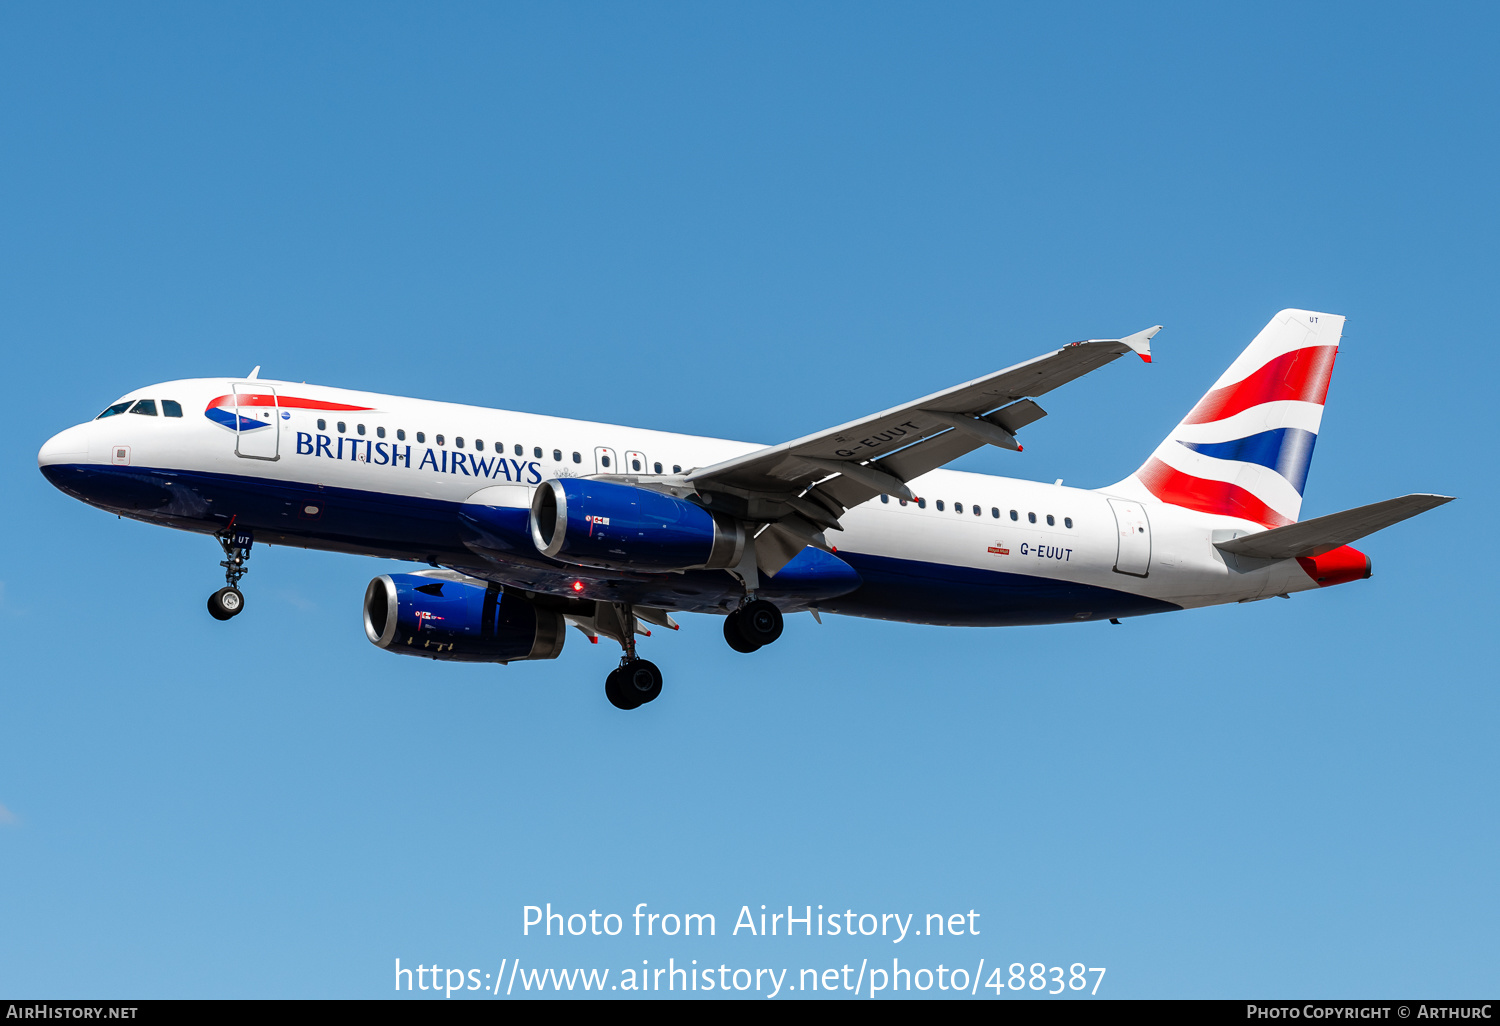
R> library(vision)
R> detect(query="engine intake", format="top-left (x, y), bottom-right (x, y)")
top-left (530, 478), bottom-right (745, 572)
top-left (363, 573), bottom-right (566, 663)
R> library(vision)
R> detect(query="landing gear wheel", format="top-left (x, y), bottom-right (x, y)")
top-left (605, 660), bottom-right (662, 709)
top-left (620, 658), bottom-right (663, 704)
top-left (723, 611), bottom-right (762, 653)
top-left (735, 599), bottom-right (783, 648)
top-left (207, 587), bottom-right (245, 621)
top-left (605, 669), bottom-right (641, 710)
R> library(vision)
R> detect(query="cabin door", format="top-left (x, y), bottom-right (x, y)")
top-left (233, 384), bottom-right (280, 461)
top-left (1108, 498), bottom-right (1152, 577)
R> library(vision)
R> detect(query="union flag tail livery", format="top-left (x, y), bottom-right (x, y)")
top-left (37, 309), bottom-right (1452, 710)
top-left (1118, 309), bottom-right (1342, 528)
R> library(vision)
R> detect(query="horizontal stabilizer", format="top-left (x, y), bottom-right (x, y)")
top-left (1214, 493), bottom-right (1454, 560)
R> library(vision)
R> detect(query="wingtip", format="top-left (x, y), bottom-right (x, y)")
top-left (1119, 325), bottom-right (1161, 363)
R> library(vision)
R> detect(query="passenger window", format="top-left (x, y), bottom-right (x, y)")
top-left (317, 418), bottom-right (327, 431)
top-left (1028, 512), bottom-right (1036, 524)
top-left (954, 502), bottom-right (963, 514)
top-left (337, 422), bottom-right (346, 433)
top-left (514, 444), bottom-right (523, 456)
top-left (631, 458), bottom-right (642, 471)
top-left (653, 461), bottom-right (662, 474)
top-left (455, 437), bottom-right (464, 448)
top-left (991, 507), bottom-right (999, 518)
top-left (1064, 517), bottom-right (1073, 529)
top-left (936, 500), bottom-right (945, 511)
top-left (436, 435), bottom-right (445, 446)
top-left (880, 494), bottom-right (889, 503)
top-left (129, 400), bottom-right (157, 416)
top-left (573, 452), bottom-right (582, 464)
top-left (1010, 510), bottom-right (1018, 521)
top-left (162, 400), bottom-right (183, 418)
top-left (973, 505), bottom-right (981, 516)
top-left (534, 447), bottom-right (542, 459)
top-left (357, 424), bottom-right (366, 436)
top-left (376, 426), bottom-right (386, 438)
top-left (1046, 514), bottom-right (1055, 526)
top-left (601, 455), bottom-right (611, 468)
top-left (672, 465), bottom-right (681, 474)
top-left (899, 498), bottom-right (908, 506)
top-left (96, 402), bottom-right (132, 419)
top-left (416, 432), bottom-right (425, 443)
top-left (918, 498), bottom-right (927, 509)
top-left (555, 450), bottom-right (564, 463)
top-left (475, 439), bottom-right (483, 450)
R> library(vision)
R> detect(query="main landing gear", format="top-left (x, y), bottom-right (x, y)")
top-left (207, 525), bottom-right (252, 621)
top-left (603, 602), bottom-right (663, 711)
top-left (723, 598), bottom-right (783, 653)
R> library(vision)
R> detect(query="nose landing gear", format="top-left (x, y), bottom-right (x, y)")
top-left (207, 525), bottom-right (253, 621)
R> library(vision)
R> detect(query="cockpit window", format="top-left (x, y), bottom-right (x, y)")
top-left (162, 400), bottom-right (183, 418)
top-left (129, 399), bottom-right (158, 416)
top-left (96, 402), bottom-right (132, 419)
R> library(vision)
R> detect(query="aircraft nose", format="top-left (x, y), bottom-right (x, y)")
top-left (38, 424), bottom-right (91, 467)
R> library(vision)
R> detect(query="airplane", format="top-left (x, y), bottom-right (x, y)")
top-left (37, 309), bottom-right (1451, 709)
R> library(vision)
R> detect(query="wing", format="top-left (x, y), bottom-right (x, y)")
top-left (686, 326), bottom-right (1160, 575)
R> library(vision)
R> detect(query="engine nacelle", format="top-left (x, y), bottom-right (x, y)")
top-left (363, 573), bottom-right (566, 663)
top-left (530, 478), bottom-right (745, 572)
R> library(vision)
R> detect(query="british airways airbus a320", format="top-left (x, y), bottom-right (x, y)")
top-left (38, 310), bottom-right (1450, 709)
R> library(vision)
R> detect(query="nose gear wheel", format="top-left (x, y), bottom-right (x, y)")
top-left (208, 587), bottom-right (245, 620)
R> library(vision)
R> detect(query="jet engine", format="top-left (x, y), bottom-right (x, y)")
top-left (363, 573), bottom-right (566, 663)
top-left (530, 478), bottom-right (745, 572)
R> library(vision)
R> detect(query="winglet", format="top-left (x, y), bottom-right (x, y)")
top-left (1118, 326), bottom-right (1162, 363)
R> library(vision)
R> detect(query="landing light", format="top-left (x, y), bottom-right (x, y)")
top-left (572, 580), bottom-right (584, 592)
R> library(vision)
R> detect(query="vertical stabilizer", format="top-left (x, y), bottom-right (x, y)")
top-left (1108, 309), bottom-right (1345, 527)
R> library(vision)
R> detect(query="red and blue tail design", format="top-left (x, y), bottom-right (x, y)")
top-left (1113, 309), bottom-right (1344, 527)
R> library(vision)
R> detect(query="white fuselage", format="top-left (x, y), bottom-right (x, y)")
top-left (38, 376), bottom-right (1326, 625)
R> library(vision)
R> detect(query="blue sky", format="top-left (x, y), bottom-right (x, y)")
top-left (1, 2), bottom-right (1495, 998)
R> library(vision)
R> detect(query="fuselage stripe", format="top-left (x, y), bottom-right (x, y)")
top-left (205, 394), bottom-right (376, 413)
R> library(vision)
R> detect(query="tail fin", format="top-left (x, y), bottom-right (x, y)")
top-left (1111, 309), bottom-right (1345, 527)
